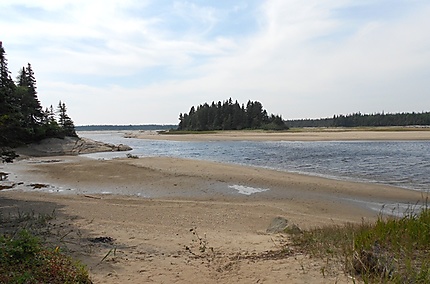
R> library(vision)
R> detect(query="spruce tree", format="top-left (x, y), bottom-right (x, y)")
top-left (0, 43), bottom-right (78, 148)
top-left (177, 99), bottom-right (287, 131)
top-left (0, 43), bottom-right (19, 145)
top-left (15, 63), bottom-right (44, 139)
top-left (57, 101), bottom-right (77, 137)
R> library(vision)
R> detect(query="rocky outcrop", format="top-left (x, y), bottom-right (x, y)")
top-left (71, 138), bottom-right (132, 154)
top-left (16, 137), bottom-right (132, 157)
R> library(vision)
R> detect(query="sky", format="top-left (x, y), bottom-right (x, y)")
top-left (1, 0), bottom-right (430, 125)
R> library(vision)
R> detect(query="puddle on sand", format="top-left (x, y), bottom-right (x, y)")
top-left (229, 185), bottom-right (270, 195)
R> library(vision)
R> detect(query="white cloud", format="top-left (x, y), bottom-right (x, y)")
top-left (2, 0), bottom-right (430, 124)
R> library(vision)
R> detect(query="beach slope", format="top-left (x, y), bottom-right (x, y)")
top-left (1, 153), bottom-right (424, 283)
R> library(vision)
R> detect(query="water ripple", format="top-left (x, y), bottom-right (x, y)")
top-left (79, 132), bottom-right (430, 192)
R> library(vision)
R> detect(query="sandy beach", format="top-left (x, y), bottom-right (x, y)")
top-left (1, 131), bottom-right (428, 283)
top-left (126, 129), bottom-right (430, 141)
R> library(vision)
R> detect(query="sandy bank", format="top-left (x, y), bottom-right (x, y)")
top-left (125, 129), bottom-right (430, 141)
top-left (1, 155), bottom-right (425, 283)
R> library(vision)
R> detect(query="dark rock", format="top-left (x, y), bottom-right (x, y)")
top-left (89, 236), bottom-right (115, 244)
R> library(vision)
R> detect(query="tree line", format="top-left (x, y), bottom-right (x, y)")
top-left (76, 124), bottom-right (177, 131)
top-left (286, 112), bottom-right (430, 128)
top-left (178, 98), bottom-right (287, 131)
top-left (0, 43), bottom-right (77, 148)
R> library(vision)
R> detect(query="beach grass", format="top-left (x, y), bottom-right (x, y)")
top-left (291, 205), bottom-right (430, 283)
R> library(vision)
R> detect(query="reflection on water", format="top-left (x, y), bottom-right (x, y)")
top-left (79, 131), bottom-right (430, 192)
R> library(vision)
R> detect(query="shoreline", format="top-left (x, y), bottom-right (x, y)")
top-left (2, 155), bottom-right (424, 217)
top-left (122, 129), bottom-right (430, 141)
top-left (1, 140), bottom-right (428, 283)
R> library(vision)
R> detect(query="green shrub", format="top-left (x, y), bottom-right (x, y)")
top-left (0, 229), bottom-right (92, 283)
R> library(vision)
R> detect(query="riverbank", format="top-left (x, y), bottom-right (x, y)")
top-left (124, 128), bottom-right (430, 141)
top-left (1, 154), bottom-right (425, 283)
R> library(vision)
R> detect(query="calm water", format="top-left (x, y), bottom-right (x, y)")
top-left (79, 131), bottom-right (430, 192)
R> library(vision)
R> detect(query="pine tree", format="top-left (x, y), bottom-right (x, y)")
top-left (16, 63), bottom-right (43, 126)
top-left (1, 43), bottom-right (78, 148)
top-left (0, 43), bottom-right (20, 145)
top-left (57, 101), bottom-right (77, 137)
top-left (177, 99), bottom-right (287, 131)
top-left (0, 43), bottom-right (15, 114)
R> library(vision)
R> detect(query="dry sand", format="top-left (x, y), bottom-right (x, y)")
top-left (126, 129), bottom-right (430, 141)
top-left (1, 130), bottom-right (428, 283)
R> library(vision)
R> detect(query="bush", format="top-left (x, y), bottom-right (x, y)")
top-left (0, 230), bottom-right (92, 283)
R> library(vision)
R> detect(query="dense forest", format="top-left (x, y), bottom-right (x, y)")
top-left (286, 112), bottom-right (430, 128)
top-left (178, 99), bottom-right (288, 131)
top-left (0, 43), bottom-right (76, 149)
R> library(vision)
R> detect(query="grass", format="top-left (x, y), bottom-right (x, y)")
top-left (290, 205), bottom-right (430, 283)
top-left (0, 211), bottom-right (92, 283)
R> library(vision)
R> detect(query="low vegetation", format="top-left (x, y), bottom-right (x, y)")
top-left (0, 211), bottom-right (92, 283)
top-left (291, 204), bottom-right (430, 283)
top-left (0, 230), bottom-right (91, 283)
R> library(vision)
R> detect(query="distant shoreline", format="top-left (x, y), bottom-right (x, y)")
top-left (75, 124), bottom-right (177, 131)
top-left (124, 128), bottom-right (430, 141)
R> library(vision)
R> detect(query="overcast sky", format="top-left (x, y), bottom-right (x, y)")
top-left (1, 1), bottom-right (429, 125)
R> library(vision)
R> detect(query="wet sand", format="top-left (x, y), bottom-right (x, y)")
top-left (1, 153), bottom-right (426, 283)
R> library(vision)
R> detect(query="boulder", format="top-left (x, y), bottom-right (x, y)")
top-left (117, 144), bottom-right (132, 151)
top-left (266, 216), bottom-right (302, 234)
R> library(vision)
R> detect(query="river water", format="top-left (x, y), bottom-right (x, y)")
top-left (79, 131), bottom-right (430, 193)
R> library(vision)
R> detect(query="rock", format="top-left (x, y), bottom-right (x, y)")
top-left (284, 223), bottom-right (302, 235)
top-left (88, 236), bottom-right (115, 244)
top-left (15, 137), bottom-right (132, 156)
top-left (72, 138), bottom-right (133, 154)
top-left (266, 217), bottom-right (302, 234)
top-left (117, 144), bottom-right (132, 151)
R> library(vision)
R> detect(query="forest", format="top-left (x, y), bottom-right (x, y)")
top-left (75, 124), bottom-right (177, 131)
top-left (0, 43), bottom-right (76, 150)
top-left (178, 99), bottom-right (288, 131)
top-left (286, 112), bottom-right (430, 128)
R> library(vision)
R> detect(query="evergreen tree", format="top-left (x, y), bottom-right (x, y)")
top-left (0, 43), bottom-right (19, 145)
top-left (57, 101), bottom-right (77, 137)
top-left (0, 43), bottom-right (78, 149)
top-left (286, 111), bottom-right (430, 128)
top-left (16, 63), bottom-right (43, 134)
top-left (177, 99), bottom-right (288, 131)
top-left (17, 67), bottom-right (28, 87)
top-left (40, 105), bottom-right (62, 138)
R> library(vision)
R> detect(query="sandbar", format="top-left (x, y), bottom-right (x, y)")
top-left (125, 129), bottom-right (430, 141)
top-left (1, 153), bottom-right (425, 283)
